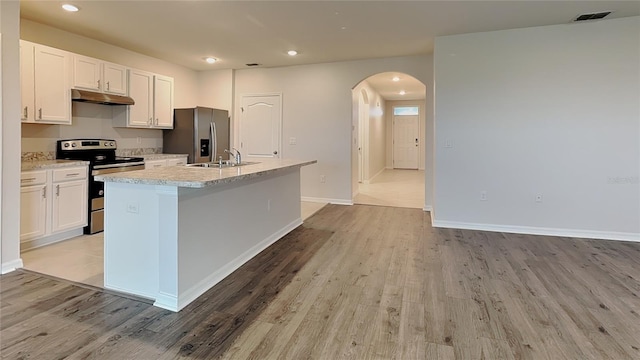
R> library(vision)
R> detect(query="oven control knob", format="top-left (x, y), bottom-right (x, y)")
top-left (99, 190), bottom-right (104, 196)
top-left (71, 143), bottom-right (77, 147)
top-left (64, 143), bottom-right (69, 148)
top-left (109, 142), bottom-right (115, 146)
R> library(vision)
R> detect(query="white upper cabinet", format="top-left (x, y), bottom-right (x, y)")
top-left (20, 41), bottom-right (35, 122)
top-left (154, 74), bottom-right (174, 128)
top-left (73, 55), bottom-right (101, 91)
top-left (113, 69), bottom-right (174, 129)
top-left (73, 55), bottom-right (127, 95)
top-left (102, 62), bottom-right (127, 95)
top-left (21, 40), bottom-right (72, 124)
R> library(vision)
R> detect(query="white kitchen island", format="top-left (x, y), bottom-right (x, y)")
top-left (95, 158), bottom-right (316, 312)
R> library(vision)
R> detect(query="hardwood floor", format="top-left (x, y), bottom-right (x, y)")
top-left (2, 204), bottom-right (639, 359)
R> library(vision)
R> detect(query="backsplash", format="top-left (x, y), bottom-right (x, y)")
top-left (22, 102), bottom-right (164, 162)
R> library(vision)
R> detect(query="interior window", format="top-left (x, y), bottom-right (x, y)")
top-left (393, 106), bottom-right (419, 116)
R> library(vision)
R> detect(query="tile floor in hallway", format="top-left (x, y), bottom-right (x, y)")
top-left (354, 168), bottom-right (425, 209)
top-left (21, 201), bottom-right (329, 288)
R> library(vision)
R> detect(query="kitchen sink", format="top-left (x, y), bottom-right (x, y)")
top-left (185, 161), bottom-right (259, 168)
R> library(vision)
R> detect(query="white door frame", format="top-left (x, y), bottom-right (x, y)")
top-left (358, 89), bottom-right (369, 183)
top-left (239, 93), bottom-right (283, 158)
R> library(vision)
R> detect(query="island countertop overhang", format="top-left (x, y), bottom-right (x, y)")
top-left (94, 158), bottom-right (317, 188)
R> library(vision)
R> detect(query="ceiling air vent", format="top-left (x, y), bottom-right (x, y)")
top-left (574, 11), bottom-right (612, 22)
top-left (245, 63), bottom-right (262, 67)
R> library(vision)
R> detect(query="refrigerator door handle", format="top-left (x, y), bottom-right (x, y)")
top-left (210, 122), bottom-right (217, 162)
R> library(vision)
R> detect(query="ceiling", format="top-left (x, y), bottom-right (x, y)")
top-left (20, 1), bottom-right (639, 101)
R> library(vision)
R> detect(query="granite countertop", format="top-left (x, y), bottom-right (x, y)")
top-left (22, 160), bottom-right (90, 171)
top-left (95, 158), bottom-right (317, 188)
top-left (140, 154), bottom-right (189, 160)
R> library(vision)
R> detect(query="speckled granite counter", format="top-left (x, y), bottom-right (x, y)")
top-left (101, 157), bottom-right (316, 312)
top-left (139, 154), bottom-right (188, 160)
top-left (21, 160), bottom-right (89, 171)
top-left (95, 158), bottom-right (316, 188)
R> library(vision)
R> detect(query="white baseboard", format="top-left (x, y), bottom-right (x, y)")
top-left (20, 228), bottom-right (84, 252)
top-left (1, 259), bottom-right (24, 274)
top-left (431, 219), bottom-right (640, 242)
top-left (168, 218), bottom-right (303, 312)
top-left (363, 168), bottom-right (386, 185)
top-left (423, 205), bottom-right (432, 212)
top-left (301, 196), bottom-right (353, 206)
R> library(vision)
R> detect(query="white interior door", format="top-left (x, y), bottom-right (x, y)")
top-left (240, 95), bottom-right (282, 158)
top-left (393, 115), bottom-right (419, 169)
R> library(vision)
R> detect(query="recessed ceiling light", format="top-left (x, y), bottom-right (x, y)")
top-left (392, 76), bottom-right (400, 82)
top-left (204, 57), bottom-right (217, 64)
top-left (62, 4), bottom-right (79, 12)
top-left (287, 50), bottom-right (298, 56)
top-left (399, 90), bottom-right (406, 95)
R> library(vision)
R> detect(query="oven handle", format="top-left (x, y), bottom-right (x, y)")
top-left (92, 164), bottom-right (145, 176)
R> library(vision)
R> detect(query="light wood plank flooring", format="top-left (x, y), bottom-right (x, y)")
top-left (2, 204), bottom-right (640, 359)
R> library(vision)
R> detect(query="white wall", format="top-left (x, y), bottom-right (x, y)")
top-left (433, 16), bottom-right (640, 240)
top-left (385, 100), bottom-right (426, 170)
top-left (234, 55), bottom-right (432, 204)
top-left (1, 1), bottom-right (23, 273)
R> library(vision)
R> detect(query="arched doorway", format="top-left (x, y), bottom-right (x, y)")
top-left (351, 72), bottom-right (427, 208)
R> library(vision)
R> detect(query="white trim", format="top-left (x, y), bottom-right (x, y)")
top-left (20, 228), bottom-right (84, 251)
top-left (2, 259), bottom-right (24, 274)
top-left (431, 220), bottom-right (640, 243)
top-left (301, 196), bottom-right (353, 206)
top-left (364, 167), bottom-right (386, 185)
top-left (423, 205), bottom-right (432, 212)
top-left (162, 218), bottom-right (303, 312)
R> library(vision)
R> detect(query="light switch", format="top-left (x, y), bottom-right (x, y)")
top-left (289, 137), bottom-right (297, 145)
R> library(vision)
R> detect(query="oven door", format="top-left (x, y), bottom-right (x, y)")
top-left (88, 164), bottom-right (145, 234)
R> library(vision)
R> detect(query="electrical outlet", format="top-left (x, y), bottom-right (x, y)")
top-left (320, 175), bottom-right (326, 183)
top-left (126, 202), bottom-right (139, 214)
top-left (480, 191), bottom-right (487, 201)
top-left (445, 138), bottom-right (453, 148)
top-left (267, 199), bottom-right (272, 211)
top-left (535, 193), bottom-right (543, 203)
top-left (136, 136), bottom-right (141, 144)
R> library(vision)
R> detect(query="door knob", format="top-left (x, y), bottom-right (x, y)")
top-left (273, 151), bottom-right (278, 155)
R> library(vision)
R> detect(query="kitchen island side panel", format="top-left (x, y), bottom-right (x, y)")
top-left (174, 168), bottom-right (302, 310)
top-left (103, 182), bottom-right (165, 300)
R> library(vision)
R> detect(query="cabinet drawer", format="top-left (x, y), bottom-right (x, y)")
top-left (21, 171), bottom-right (47, 186)
top-left (53, 167), bottom-right (87, 182)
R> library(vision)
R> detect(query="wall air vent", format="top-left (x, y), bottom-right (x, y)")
top-left (245, 63), bottom-right (262, 67)
top-left (574, 11), bottom-right (612, 22)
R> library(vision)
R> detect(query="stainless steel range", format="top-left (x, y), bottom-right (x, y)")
top-left (56, 139), bottom-right (145, 234)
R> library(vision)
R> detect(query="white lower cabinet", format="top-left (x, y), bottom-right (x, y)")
top-left (20, 172), bottom-right (48, 241)
top-left (20, 166), bottom-right (88, 250)
top-left (52, 179), bottom-right (87, 233)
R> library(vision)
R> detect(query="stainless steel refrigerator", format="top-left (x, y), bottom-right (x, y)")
top-left (163, 107), bottom-right (230, 164)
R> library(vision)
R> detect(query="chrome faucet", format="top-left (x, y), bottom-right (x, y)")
top-left (225, 148), bottom-right (241, 165)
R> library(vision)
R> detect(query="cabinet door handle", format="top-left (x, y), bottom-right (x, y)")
top-left (106, 81), bottom-right (110, 91)
top-left (21, 177), bottom-right (36, 183)
top-left (24, 107), bottom-right (28, 119)
top-left (55, 184), bottom-right (60, 197)
top-left (38, 108), bottom-right (42, 120)
top-left (65, 173), bottom-right (80, 177)
top-left (42, 187), bottom-right (46, 199)
top-left (97, 79), bottom-right (101, 89)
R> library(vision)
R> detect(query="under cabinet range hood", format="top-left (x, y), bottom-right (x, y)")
top-left (71, 89), bottom-right (135, 105)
